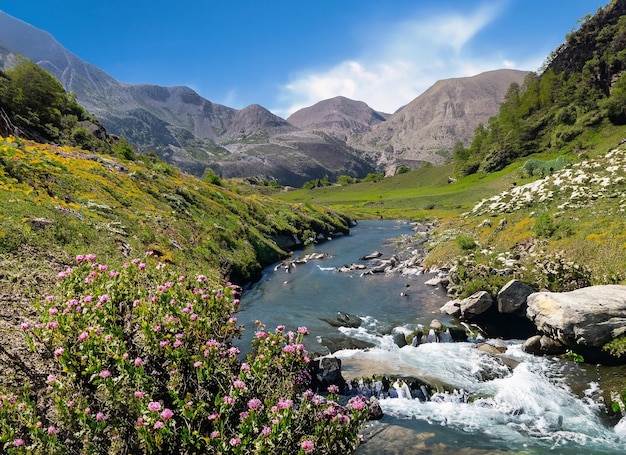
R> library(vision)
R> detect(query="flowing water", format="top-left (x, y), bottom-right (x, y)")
top-left (237, 220), bottom-right (626, 454)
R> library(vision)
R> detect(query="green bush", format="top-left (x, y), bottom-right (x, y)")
top-left (3, 253), bottom-right (368, 454)
top-left (455, 234), bottom-right (477, 251)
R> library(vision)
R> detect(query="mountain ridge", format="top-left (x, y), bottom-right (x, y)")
top-left (0, 10), bottom-right (524, 185)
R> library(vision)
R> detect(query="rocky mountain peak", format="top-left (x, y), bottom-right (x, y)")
top-left (287, 96), bottom-right (387, 132)
top-left (352, 69), bottom-right (530, 172)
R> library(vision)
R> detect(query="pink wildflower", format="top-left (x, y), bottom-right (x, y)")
top-left (134, 357), bottom-right (144, 367)
top-left (261, 426), bottom-right (271, 436)
top-left (12, 438), bottom-right (24, 447)
top-left (20, 322), bottom-right (29, 330)
top-left (210, 431), bottom-right (220, 439)
top-left (47, 426), bottom-right (57, 435)
top-left (233, 379), bottom-right (247, 389)
top-left (248, 398), bottom-right (262, 410)
top-left (193, 361), bottom-right (203, 368)
top-left (148, 401), bottom-right (162, 412)
top-left (297, 326), bottom-right (309, 335)
top-left (134, 391), bottom-right (145, 399)
top-left (301, 440), bottom-right (315, 453)
top-left (153, 421), bottom-right (165, 429)
top-left (276, 398), bottom-right (293, 410)
top-left (327, 384), bottom-right (339, 394)
top-left (78, 331), bottom-right (89, 342)
top-left (95, 412), bottom-right (106, 422)
top-left (54, 348), bottom-right (64, 358)
top-left (229, 438), bottom-right (241, 447)
top-left (99, 370), bottom-right (111, 379)
top-left (160, 408), bottom-right (174, 420)
top-left (347, 396), bottom-right (366, 411)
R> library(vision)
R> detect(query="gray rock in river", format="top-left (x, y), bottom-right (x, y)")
top-left (320, 311), bottom-right (362, 328)
top-left (526, 285), bottom-right (626, 351)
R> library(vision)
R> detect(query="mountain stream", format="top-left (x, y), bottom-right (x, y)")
top-left (237, 220), bottom-right (626, 454)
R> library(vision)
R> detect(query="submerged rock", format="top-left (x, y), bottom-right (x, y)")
top-left (321, 311), bottom-right (362, 328)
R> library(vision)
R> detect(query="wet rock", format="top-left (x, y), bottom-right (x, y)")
top-left (430, 318), bottom-right (444, 330)
top-left (367, 396), bottom-right (384, 420)
top-left (392, 331), bottom-right (407, 348)
top-left (476, 343), bottom-right (507, 355)
top-left (319, 336), bottom-right (375, 354)
top-left (522, 334), bottom-right (567, 356)
top-left (321, 311), bottom-right (362, 328)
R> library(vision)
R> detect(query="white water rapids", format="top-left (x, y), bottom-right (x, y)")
top-left (334, 331), bottom-right (626, 453)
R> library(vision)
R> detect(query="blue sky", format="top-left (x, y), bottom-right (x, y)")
top-left (0, 1), bottom-right (610, 117)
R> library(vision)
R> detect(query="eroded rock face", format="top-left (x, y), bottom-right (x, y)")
top-left (526, 285), bottom-right (626, 348)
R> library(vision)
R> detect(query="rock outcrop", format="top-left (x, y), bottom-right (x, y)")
top-left (526, 285), bottom-right (626, 354)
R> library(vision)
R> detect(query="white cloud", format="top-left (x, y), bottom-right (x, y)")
top-left (273, 3), bottom-right (537, 118)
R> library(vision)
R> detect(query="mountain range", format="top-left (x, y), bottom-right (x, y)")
top-left (0, 10), bottom-right (528, 186)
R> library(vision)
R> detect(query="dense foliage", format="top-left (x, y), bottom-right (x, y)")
top-left (1, 253), bottom-right (368, 454)
top-left (453, 0), bottom-right (626, 176)
top-left (0, 59), bottom-right (119, 155)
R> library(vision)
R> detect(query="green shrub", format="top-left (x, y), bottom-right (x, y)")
top-left (4, 253), bottom-right (368, 454)
top-left (455, 234), bottom-right (477, 251)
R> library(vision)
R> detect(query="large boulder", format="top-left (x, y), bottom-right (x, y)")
top-left (497, 279), bottom-right (534, 314)
top-left (526, 285), bottom-right (626, 350)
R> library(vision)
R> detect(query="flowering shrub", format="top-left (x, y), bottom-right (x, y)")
top-left (2, 253), bottom-right (368, 454)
